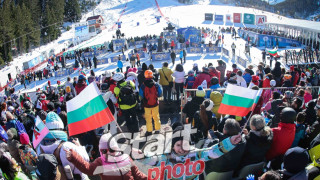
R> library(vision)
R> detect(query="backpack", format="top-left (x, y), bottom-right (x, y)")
top-left (118, 81), bottom-right (136, 106)
top-left (143, 84), bottom-right (158, 106)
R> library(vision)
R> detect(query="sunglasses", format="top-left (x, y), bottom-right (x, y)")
top-left (101, 148), bottom-right (116, 154)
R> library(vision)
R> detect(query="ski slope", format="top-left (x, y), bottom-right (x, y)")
top-left (2, 0), bottom-right (319, 94)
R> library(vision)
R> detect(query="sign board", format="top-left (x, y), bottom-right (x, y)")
top-left (152, 52), bottom-right (170, 61)
top-left (222, 48), bottom-right (229, 57)
top-left (233, 13), bottom-right (241, 23)
top-left (256, 15), bottom-right (267, 26)
top-left (237, 56), bottom-right (247, 68)
top-left (135, 40), bottom-right (145, 48)
top-left (187, 47), bottom-right (204, 54)
top-left (243, 13), bottom-right (255, 25)
top-left (110, 55), bottom-right (126, 62)
top-left (215, 15), bottom-right (224, 22)
top-left (112, 39), bottom-right (126, 51)
top-left (148, 39), bottom-right (158, 45)
top-left (163, 32), bottom-right (177, 42)
top-left (226, 14), bottom-right (232, 22)
top-left (205, 13), bottom-right (213, 21)
top-left (75, 22), bottom-right (89, 38)
top-left (96, 58), bottom-right (109, 65)
top-left (206, 47), bottom-right (222, 53)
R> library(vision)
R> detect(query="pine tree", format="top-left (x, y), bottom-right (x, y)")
top-left (0, 0), bottom-right (14, 62)
top-left (65, 0), bottom-right (81, 22)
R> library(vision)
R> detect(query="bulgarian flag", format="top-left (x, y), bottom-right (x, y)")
top-left (66, 82), bottom-right (114, 136)
top-left (33, 116), bottom-right (49, 148)
top-left (267, 47), bottom-right (279, 57)
top-left (218, 84), bottom-right (261, 116)
top-left (80, 69), bottom-right (86, 76)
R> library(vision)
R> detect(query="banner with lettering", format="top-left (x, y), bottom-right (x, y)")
top-left (96, 58), bottom-right (109, 65)
top-left (187, 47), bottom-right (204, 54)
top-left (112, 39), bottom-right (126, 51)
top-left (237, 56), bottom-right (247, 68)
top-left (152, 52), bottom-right (170, 61)
top-left (206, 47), bottom-right (222, 54)
top-left (110, 55), bottom-right (126, 62)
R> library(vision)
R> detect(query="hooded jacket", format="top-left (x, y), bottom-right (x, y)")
top-left (266, 122), bottom-right (296, 160)
top-left (272, 62), bottom-right (282, 79)
top-left (303, 101), bottom-right (317, 126)
top-left (192, 72), bottom-right (211, 89)
top-left (75, 80), bottom-right (87, 95)
top-left (210, 91), bottom-right (222, 119)
top-left (182, 96), bottom-right (204, 121)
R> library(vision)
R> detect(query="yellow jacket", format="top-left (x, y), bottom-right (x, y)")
top-left (114, 80), bottom-right (137, 110)
top-left (159, 67), bottom-right (173, 86)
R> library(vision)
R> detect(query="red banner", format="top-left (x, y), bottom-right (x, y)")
top-left (233, 13), bottom-right (241, 23)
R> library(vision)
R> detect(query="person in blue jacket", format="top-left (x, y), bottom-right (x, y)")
top-left (179, 49), bottom-right (184, 64)
top-left (206, 77), bottom-right (220, 98)
top-left (117, 57), bottom-right (123, 72)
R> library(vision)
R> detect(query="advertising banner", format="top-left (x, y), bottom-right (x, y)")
top-left (152, 52), bottom-right (170, 61)
top-left (215, 15), bottom-right (224, 22)
top-left (243, 13), bottom-right (255, 25)
top-left (226, 14), bottom-right (232, 22)
top-left (187, 47), bottom-right (204, 54)
top-left (55, 70), bottom-right (69, 77)
top-left (233, 13), bottom-right (241, 23)
top-left (135, 40), bottom-right (145, 47)
top-left (237, 56), bottom-right (247, 68)
top-left (184, 27), bottom-right (201, 43)
top-left (82, 52), bottom-right (94, 58)
top-left (110, 55), bottom-right (126, 62)
top-left (96, 58), bottom-right (109, 65)
top-left (256, 15), bottom-right (267, 26)
top-left (206, 47), bottom-right (222, 53)
top-left (205, 13), bottom-right (213, 21)
top-left (112, 39), bottom-right (126, 51)
top-left (148, 39), bottom-right (158, 45)
top-left (95, 49), bottom-right (107, 57)
top-left (223, 48), bottom-right (229, 57)
top-left (163, 32), bottom-right (177, 41)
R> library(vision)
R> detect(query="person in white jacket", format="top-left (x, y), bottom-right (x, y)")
top-left (172, 64), bottom-right (185, 102)
top-left (236, 71), bottom-right (247, 88)
top-left (37, 112), bottom-right (90, 180)
top-left (126, 72), bottom-right (139, 92)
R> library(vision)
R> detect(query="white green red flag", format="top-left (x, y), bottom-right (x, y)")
top-left (267, 47), bottom-right (279, 57)
top-left (218, 84), bottom-right (261, 116)
top-left (33, 116), bottom-right (49, 148)
top-left (66, 82), bottom-right (114, 136)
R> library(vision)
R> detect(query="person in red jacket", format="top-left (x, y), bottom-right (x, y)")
top-left (170, 40), bottom-right (175, 50)
top-left (208, 66), bottom-right (221, 84)
top-left (266, 107), bottom-right (296, 161)
top-left (66, 133), bottom-right (147, 180)
top-left (192, 67), bottom-right (211, 89)
top-left (75, 75), bottom-right (87, 95)
top-left (262, 73), bottom-right (273, 88)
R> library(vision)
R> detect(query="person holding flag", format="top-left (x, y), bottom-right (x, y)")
top-left (75, 75), bottom-right (87, 95)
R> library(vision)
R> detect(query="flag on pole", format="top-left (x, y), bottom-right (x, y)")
top-left (66, 82), bottom-right (115, 136)
top-left (267, 47), bottom-right (279, 57)
top-left (218, 84), bottom-right (261, 116)
top-left (251, 89), bottom-right (263, 111)
top-left (33, 116), bottom-right (49, 148)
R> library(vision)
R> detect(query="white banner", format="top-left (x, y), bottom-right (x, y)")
top-left (256, 15), bottom-right (267, 26)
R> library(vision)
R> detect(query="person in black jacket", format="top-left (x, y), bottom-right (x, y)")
top-left (137, 63), bottom-right (148, 88)
top-left (303, 99), bottom-right (317, 126)
top-left (148, 64), bottom-right (159, 82)
top-left (191, 99), bottom-right (217, 143)
top-left (93, 55), bottom-right (97, 69)
top-left (182, 87), bottom-right (205, 124)
top-left (206, 118), bottom-right (246, 174)
top-left (239, 115), bottom-right (273, 169)
top-left (272, 61), bottom-right (282, 86)
top-left (170, 51), bottom-right (176, 65)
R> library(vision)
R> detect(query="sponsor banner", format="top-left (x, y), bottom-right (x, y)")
top-left (96, 58), bottom-right (109, 65)
top-left (129, 42), bottom-right (135, 47)
top-left (215, 15), bottom-right (224, 22)
top-left (256, 15), bottom-right (267, 26)
top-left (95, 49), bottom-right (108, 56)
top-left (237, 56), bottom-right (247, 68)
top-left (243, 13), bottom-right (255, 25)
top-left (205, 13), bottom-right (213, 21)
top-left (184, 27), bottom-right (201, 43)
top-left (129, 51), bottom-right (146, 58)
top-left (226, 14), bottom-right (232, 22)
top-left (55, 70), bottom-right (69, 77)
top-left (152, 52), bottom-right (170, 61)
top-left (187, 47), bottom-right (204, 54)
top-left (206, 47), bottom-right (222, 53)
top-left (163, 32), bottom-right (177, 43)
top-left (135, 40), bottom-right (145, 48)
top-left (148, 39), bottom-right (158, 45)
top-left (223, 48), bottom-right (229, 57)
top-left (82, 52), bottom-right (94, 58)
top-left (110, 55), bottom-right (126, 62)
top-left (112, 39), bottom-right (126, 51)
top-left (233, 13), bottom-right (241, 23)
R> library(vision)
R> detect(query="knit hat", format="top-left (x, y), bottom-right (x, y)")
top-left (203, 99), bottom-right (214, 111)
top-left (19, 133), bottom-right (30, 145)
top-left (196, 86), bottom-right (205, 97)
top-left (79, 74), bottom-right (85, 80)
top-left (284, 147), bottom-right (309, 174)
top-left (40, 94), bottom-right (46, 100)
top-left (99, 133), bottom-right (119, 150)
top-left (230, 72), bottom-right (237, 80)
top-left (46, 112), bottom-right (64, 130)
top-left (280, 107), bottom-right (296, 124)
